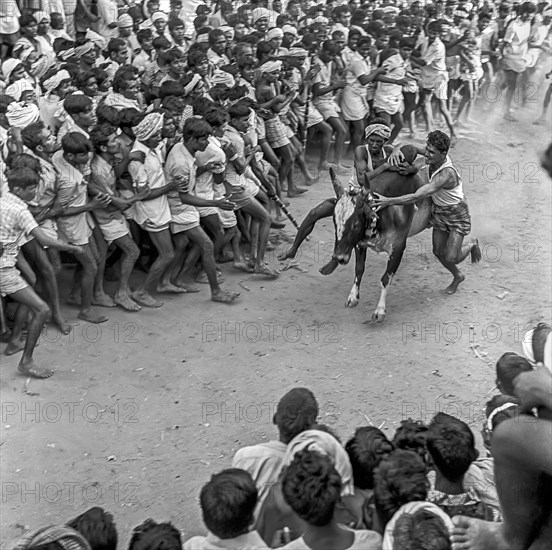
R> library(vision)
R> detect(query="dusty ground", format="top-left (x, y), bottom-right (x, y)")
top-left (1, 95), bottom-right (551, 546)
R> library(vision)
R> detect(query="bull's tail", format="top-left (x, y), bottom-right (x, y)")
top-left (470, 238), bottom-right (482, 264)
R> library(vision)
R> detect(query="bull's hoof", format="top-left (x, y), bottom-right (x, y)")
top-left (345, 296), bottom-right (359, 308)
top-left (371, 309), bottom-right (386, 323)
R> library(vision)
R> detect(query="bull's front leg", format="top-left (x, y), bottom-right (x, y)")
top-left (346, 246), bottom-right (367, 307)
top-left (372, 238), bottom-right (407, 323)
top-left (278, 198), bottom-right (336, 261)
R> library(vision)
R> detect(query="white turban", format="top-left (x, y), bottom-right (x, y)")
top-left (251, 7), bottom-right (270, 24)
top-left (282, 25), bottom-right (298, 36)
top-left (266, 27), bottom-right (284, 41)
top-left (211, 69), bottom-right (235, 87)
top-left (85, 29), bottom-right (107, 50)
top-left (365, 123), bottom-right (391, 140)
top-left (522, 327), bottom-right (551, 372)
top-left (118, 14), bottom-right (134, 27)
top-left (5, 79), bottom-right (34, 102)
top-left (133, 112), bottom-right (164, 142)
top-left (34, 10), bottom-right (50, 23)
top-left (151, 11), bottom-right (168, 23)
top-left (73, 42), bottom-right (94, 57)
top-left (6, 102), bottom-right (40, 129)
top-left (43, 70), bottom-right (71, 96)
top-left (259, 60), bottom-right (282, 74)
top-left (2, 59), bottom-right (23, 81)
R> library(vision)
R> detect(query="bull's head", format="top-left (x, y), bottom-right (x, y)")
top-left (330, 167), bottom-right (379, 265)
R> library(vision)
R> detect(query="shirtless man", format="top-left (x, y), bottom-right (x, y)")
top-left (373, 130), bottom-right (480, 294)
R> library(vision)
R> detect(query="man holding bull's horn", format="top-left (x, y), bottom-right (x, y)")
top-left (373, 131), bottom-right (481, 295)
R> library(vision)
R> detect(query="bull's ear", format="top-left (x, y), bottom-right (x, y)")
top-left (329, 166), bottom-right (344, 199)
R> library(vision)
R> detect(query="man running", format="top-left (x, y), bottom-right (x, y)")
top-left (373, 130), bottom-right (481, 294)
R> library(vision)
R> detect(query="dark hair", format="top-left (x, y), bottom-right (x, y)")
top-left (119, 108), bottom-right (144, 128)
top-left (21, 120), bottom-right (47, 151)
top-left (358, 37), bottom-right (372, 48)
top-left (427, 20), bottom-right (443, 33)
top-left (485, 395), bottom-right (520, 434)
top-left (67, 507), bottom-right (117, 550)
top-left (392, 419), bottom-right (429, 466)
top-left (400, 37), bottom-right (416, 49)
top-left (374, 450), bottom-right (428, 524)
top-left (152, 36), bottom-right (171, 50)
top-left (63, 93), bottom-right (93, 116)
top-left (496, 352), bottom-right (533, 395)
top-left (74, 71), bottom-right (97, 91)
top-left (96, 104), bottom-right (121, 126)
top-left (321, 40), bottom-right (340, 54)
top-left (200, 469), bottom-right (257, 539)
top-left (282, 449), bottom-right (342, 526)
top-left (204, 107), bottom-right (228, 128)
top-left (274, 388), bottom-right (319, 444)
top-left (89, 124), bottom-right (118, 153)
top-left (532, 322), bottom-right (551, 363)
top-left (209, 28), bottom-right (226, 46)
top-left (112, 66), bottom-right (139, 93)
top-left (392, 508), bottom-right (452, 550)
top-left (256, 40), bottom-right (274, 60)
top-left (334, 5), bottom-right (351, 18)
top-left (163, 47), bottom-right (186, 64)
top-left (7, 167), bottom-right (40, 191)
top-left (137, 28), bottom-right (153, 42)
top-left (6, 153), bottom-right (41, 172)
top-left (128, 519), bottom-right (181, 550)
top-left (19, 14), bottom-right (38, 28)
top-left (182, 117), bottom-right (213, 141)
top-left (107, 38), bottom-right (126, 54)
top-left (168, 17), bottom-right (185, 31)
top-left (61, 132), bottom-right (94, 155)
top-left (345, 427), bottom-right (394, 490)
top-left (426, 413), bottom-right (478, 482)
top-left (159, 80), bottom-right (185, 99)
top-left (427, 130), bottom-right (450, 153)
top-left (188, 48), bottom-right (208, 68)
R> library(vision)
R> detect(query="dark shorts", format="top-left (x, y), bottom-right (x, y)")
top-left (431, 201), bottom-right (471, 236)
top-left (0, 32), bottom-right (20, 46)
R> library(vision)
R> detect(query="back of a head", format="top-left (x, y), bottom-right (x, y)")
top-left (496, 352), bottom-right (533, 396)
top-left (392, 509), bottom-right (451, 550)
top-left (67, 507), bottom-right (117, 550)
top-left (200, 468), bottom-right (257, 539)
top-left (282, 449), bottom-right (342, 527)
top-left (426, 413), bottom-right (477, 483)
top-left (274, 387), bottom-right (319, 443)
top-left (393, 419), bottom-right (429, 466)
top-left (128, 519), bottom-right (181, 550)
top-left (345, 426), bottom-right (394, 490)
top-left (374, 449), bottom-right (428, 524)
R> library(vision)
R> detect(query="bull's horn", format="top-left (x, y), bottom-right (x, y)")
top-left (329, 166), bottom-right (344, 199)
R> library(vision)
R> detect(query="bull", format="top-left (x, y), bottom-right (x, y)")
top-left (280, 145), bottom-right (431, 322)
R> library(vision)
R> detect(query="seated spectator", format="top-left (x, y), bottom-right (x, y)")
top-left (256, 428), bottom-right (356, 545)
top-left (184, 468), bottom-right (268, 549)
top-left (281, 449), bottom-right (382, 549)
top-left (128, 519), bottom-right (181, 550)
top-left (8, 525), bottom-right (91, 549)
top-left (345, 426), bottom-right (394, 528)
top-left (522, 322), bottom-right (551, 371)
top-left (232, 387), bottom-right (319, 524)
top-left (426, 413), bottom-right (497, 520)
top-left (495, 352), bottom-right (533, 396)
top-left (66, 507), bottom-right (117, 550)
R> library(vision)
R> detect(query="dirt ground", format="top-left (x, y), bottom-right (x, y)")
top-left (1, 96), bottom-right (551, 546)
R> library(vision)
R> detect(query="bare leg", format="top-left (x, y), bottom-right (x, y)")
top-left (9, 286), bottom-right (53, 378)
top-left (91, 226), bottom-right (116, 307)
top-left (310, 121), bottom-right (332, 171)
top-left (327, 116), bottom-right (348, 168)
top-left (290, 136), bottom-right (315, 185)
top-left (111, 233), bottom-right (141, 311)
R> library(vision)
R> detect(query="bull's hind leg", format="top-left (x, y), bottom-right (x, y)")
top-left (372, 238), bottom-right (407, 323)
top-left (278, 198), bottom-right (337, 260)
top-left (346, 246), bottom-right (367, 307)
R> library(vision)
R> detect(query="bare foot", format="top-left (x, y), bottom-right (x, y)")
top-left (92, 292), bottom-right (116, 308)
top-left (114, 292), bottom-right (141, 312)
top-left (319, 257), bottom-right (339, 275)
top-left (211, 289), bottom-right (240, 303)
top-left (304, 174), bottom-right (318, 186)
top-left (451, 516), bottom-right (506, 550)
top-left (156, 282), bottom-right (188, 294)
top-left (287, 187), bottom-right (308, 198)
top-left (66, 294), bottom-right (81, 307)
top-left (5, 338), bottom-right (25, 356)
top-left (450, 134), bottom-right (459, 148)
top-left (443, 273), bottom-right (465, 294)
top-left (78, 308), bottom-right (109, 324)
top-left (254, 263), bottom-right (279, 279)
top-left (174, 281), bottom-right (201, 293)
top-left (18, 360), bottom-right (54, 379)
top-left (51, 315), bottom-right (72, 335)
top-left (278, 247), bottom-right (297, 261)
top-left (233, 261), bottom-right (254, 273)
top-left (132, 291), bottom-right (163, 308)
